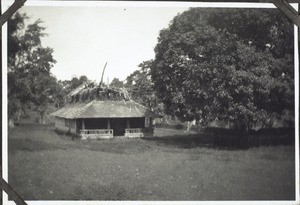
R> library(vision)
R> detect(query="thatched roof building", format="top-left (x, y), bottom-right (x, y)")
top-left (51, 100), bottom-right (155, 139)
top-left (51, 100), bottom-right (153, 119)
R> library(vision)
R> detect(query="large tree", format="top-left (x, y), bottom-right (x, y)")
top-left (8, 12), bottom-right (58, 126)
top-left (151, 8), bottom-right (294, 134)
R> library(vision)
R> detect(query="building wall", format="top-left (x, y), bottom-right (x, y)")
top-left (69, 119), bottom-right (77, 134)
top-left (55, 116), bottom-right (154, 138)
top-left (54, 117), bottom-right (68, 133)
top-left (54, 117), bottom-right (77, 134)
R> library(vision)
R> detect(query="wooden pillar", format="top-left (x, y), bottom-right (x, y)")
top-left (149, 117), bottom-right (152, 128)
top-left (127, 118), bottom-right (130, 128)
top-left (68, 120), bottom-right (71, 132)
top-left (82, 119), bottom-right (85, 130)
top-left (107, 119), bottom-right (110, 129)
top-left (145, 117), bottom-right (149, 128)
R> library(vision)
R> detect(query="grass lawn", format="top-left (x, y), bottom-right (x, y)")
top-left (8, 124), bottom-right (295, 200)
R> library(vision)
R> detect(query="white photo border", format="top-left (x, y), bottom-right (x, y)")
top-left (1, 1), bottom-right (299, 205)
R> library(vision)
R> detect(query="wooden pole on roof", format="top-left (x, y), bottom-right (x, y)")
top-left (100, 61), bottom-right (108, 88)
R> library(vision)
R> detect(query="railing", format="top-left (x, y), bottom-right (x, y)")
top-left (125, 128), bottom-right (143, 138)
top-left (80, 129), bottom-right (113, 135)
top-left (125, 128), bottom-right (143, 134)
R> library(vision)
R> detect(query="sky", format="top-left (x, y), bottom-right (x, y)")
top-left (18, 5), bottom-right (189, 83)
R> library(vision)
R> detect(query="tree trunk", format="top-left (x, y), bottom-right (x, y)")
top-left (22, 105), bottom-right (28, 118)
top-left (239, 120), bottom-right (249, 149)
top-left (186, 119), bottom-right (196, 132)
top-left (186, 121), bottom-right (191, 132)
top-left (39, 109), bottom-right (46, 124)
top-left (8, 118), bottom-right (15, 128)
top-left (16, 107), bottom-right (22, 121)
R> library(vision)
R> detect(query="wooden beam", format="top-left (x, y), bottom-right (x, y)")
top-left (126, 118), bottom-right (130, 128)
top-left (68, 120), bottom-right (71, 133)
top-left (74, 119), bottom-right (77, 133)
top-left (150, 117), bottom-right (153, 128)
top-left (82, 119), bottom-right (85, 130)
top-left (0, 0), bottom-right (26, 27)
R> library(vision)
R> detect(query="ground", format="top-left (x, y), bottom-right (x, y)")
top-left (7, 124), bottom-right (295, 200)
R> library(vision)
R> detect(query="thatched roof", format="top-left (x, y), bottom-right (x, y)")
top-left (68, 82), bottom-right (89, 97)
top-left (51, 100), bottom-right (154, 119)
top-left (68, 84), bottom-right (131, 103)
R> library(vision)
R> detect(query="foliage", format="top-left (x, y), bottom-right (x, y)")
top-left (59, 75), bottom-right (92, 99)
top-left (198, 8), bottom-right (294, 58)
top-left (125, 60), bottom-right (163, 113)
top-left (110, 78), bottom-right (124, 88)
top-left (151, 8), bottom-right (294, 131)
top-left (8, 12), bottom-right (58, 124)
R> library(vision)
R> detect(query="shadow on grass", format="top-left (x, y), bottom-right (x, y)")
top-left (9, 124), bottom-right (295, 154)
top-left (143, 133), bottom-right (214, 149)
top-left (143, 133), bottom-right (248, 150)
top-left (143, 128), bottom-right (295, 150)
top-left (8, 138), bottom-right (67, 155)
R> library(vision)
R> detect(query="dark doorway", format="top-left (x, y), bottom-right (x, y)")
top-left (110, 118), bottom-right (127, 136)
top-left (129, 117), bottom-right (145, 128)
top-left (84, 118), bottom-right (108, 129)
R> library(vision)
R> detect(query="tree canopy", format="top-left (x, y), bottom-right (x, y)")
top-left (8, 12), bottom-right (59, 125)
top-left (110, 78), bottom-right (124, 89)
top-left (124, 61), bottom-right (162, 114)
top-left (59, 75), bottom-right (92, 97)
top-left (151, 8), bottom-right (294, 130)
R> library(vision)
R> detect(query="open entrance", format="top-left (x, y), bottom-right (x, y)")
top-left (110, 118), bottom-right (127, 136)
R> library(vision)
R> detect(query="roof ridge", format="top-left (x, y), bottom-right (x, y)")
top-left (74, 100), bottom-right (96, 118)
top-left (129, 100), bottom-right (147, 109)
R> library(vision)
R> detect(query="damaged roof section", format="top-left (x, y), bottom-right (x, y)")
top-left (68, 84), bottom-right (131, 103)
top-left (51, 100), bottom-right (155, 119)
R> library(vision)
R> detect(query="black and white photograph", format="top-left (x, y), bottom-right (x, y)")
top-left (1, 1), bottom-right (299, 204)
